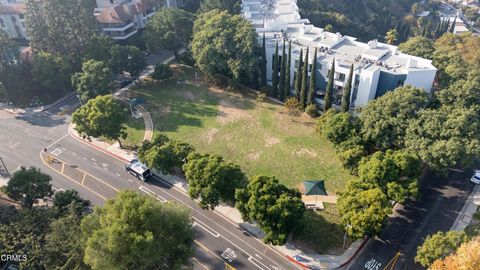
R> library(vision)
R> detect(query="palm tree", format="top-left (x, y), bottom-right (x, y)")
top-left (385, 29), bottom-right (398, 45)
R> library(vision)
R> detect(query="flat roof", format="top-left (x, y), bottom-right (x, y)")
top-left (242, 0), bottom-right (436, 74)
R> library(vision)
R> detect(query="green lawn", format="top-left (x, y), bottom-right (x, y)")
top-left (292, 203), bottom-right (352, 254)
top-left (127, 65), bottom-right (356, 193)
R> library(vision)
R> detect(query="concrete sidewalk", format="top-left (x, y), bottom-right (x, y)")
top-left (451, 183), bottom-right (480, 231)
top-left (69, 121), bottom-right (367, 269)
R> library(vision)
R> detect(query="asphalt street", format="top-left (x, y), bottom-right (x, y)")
top-left (0, 104), bottom-right (299, 270)
top-left (347, 171), bottom-right (474, 270)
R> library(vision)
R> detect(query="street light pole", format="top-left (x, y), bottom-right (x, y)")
top-left (0, 82), bottom-right (15, 112)
top-left (0, 156), bottom-right (11, 178)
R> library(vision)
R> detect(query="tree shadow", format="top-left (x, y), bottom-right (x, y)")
top-left (14, 111), bottom-right (67, 127)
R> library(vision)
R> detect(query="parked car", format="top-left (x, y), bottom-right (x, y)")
top-left (471, 170), bottom-right (480, 184)
top-left (125, 159), bottom-right (151, 181)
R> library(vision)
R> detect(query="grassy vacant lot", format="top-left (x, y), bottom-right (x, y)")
top-left (128, 65), bottom-right (355, 193)
top-left (126, 64), bottom-right (356, 253)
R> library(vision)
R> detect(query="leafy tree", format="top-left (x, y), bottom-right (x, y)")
top-left (32, 51), bottom-right (72, 96)
top-left (53, 189), bottom-right (90, 214)
top-left (278, 41), bottom-right (286, 100)
top-left (235, 175), bottom-right (305, 245)
top-left (324, 58), bottom-right (335, 112)
top-left (341, 64), bottom-right (354, 112)
top-left (433, 33), bottom-right (480, 87)
top-left (358, 150), bottom-right (420, 203)
top-left (0, 208), bottom-right (54, 268)
top-left (337, 144), bottom-right (367, 174)
top-left (191, 10), bottom-right (258, 83)
top-left (271, 41), bottom-right (279, 98)
top-left (284, 41), bottom-right (292, 98)
top-left (140, 138), bottom-right (195, 174)
top-left (385, 28), bottom-right (398, 44)
top-left (360, 86), bottom-right (429, 150)
top-left (294, 49), bottom-right (303, 100)
top-left (415, 231), bottom-right (468, 268)
top-left (437, 70), bottom-right (480, 111)
top-left (109, 45), bottom-right (146, 77)
top-left (85, 34), bottom-right (115, 63)
top-left (398, 36), bottom-right (435, 59)
top-left (183, 153), bottom-right (247, 209)
top-left (284, 97), bottom-right (302, 120)
top-left (145, 8), bottom-right (195, 59)
top-left (0, 29), bottom-right (18, 70)
top-left (25, 0), bottom-right (96, 65)
top-left (81, 190), bottom-right (194, 270)
top-left (45, 204), bottom-right (89, 270)
top-left (307, 48), bottom-right (317, 105)
top-left (405, 106), bottom-right (480, 172)
top-left (72, 95), bottom-right (128, 148)
top-left (260, 34), bottom-right (267, 87)
top-left (320, 111), bottom-right (360, 145)
top-left (72, 60), bottom-right (112, 102)
top-left (430, 236), bottom-right (480, 270)
top-left (199, 0), bottom-right (240, 14)
top-left (300, 47), bottom-right (309, 109)
top-left (338, 180), bottom-right (392, 238)
top-left (151, 63), bottom-right (173, 80)
top-left (5, 166), bottom-right (53, 209)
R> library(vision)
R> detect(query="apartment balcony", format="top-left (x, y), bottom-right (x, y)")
top-left (102, 21), bottom-right (135, 32)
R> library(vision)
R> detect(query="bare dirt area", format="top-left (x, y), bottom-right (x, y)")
top-left (217, 99), bottom-right (252, 125)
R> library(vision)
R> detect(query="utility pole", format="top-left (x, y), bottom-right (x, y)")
top-left (0, 155), bottom-right (11, 178)
top-left (0, 82), bottom-right (15, 112)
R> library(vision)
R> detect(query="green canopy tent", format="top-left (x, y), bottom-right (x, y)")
top-left (303, 180), bottom-right (327, 196)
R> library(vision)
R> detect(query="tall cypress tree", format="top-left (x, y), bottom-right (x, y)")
top-left (278, 40), bottom-right (286, 100)
top-left (294, 49), bottom-right (303, 100)
top-left (284, 41), bottom-right (292, 98)
top-left (272, 41), bottom-right (279, 97)
top-left (341, 64), bottom-right (354, 112)
top-left (300, 47), bottom-right (309, 109)
top-left (261, 33), bottom-right (267, 87)
top-left (307, 48), bottom-right (317, 105)
top-left (324, 58), bottom-right (335, 112)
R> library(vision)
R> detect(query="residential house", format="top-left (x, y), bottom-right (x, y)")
top-left (242, 0), bottom-right (437, 109)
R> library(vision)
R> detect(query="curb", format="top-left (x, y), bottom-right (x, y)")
top-left (68, 124), bottom-right (130, 163)
top-left (287, 256), bottom-right (312, 269)
top-left (334, 237), bottom-right (369, 269)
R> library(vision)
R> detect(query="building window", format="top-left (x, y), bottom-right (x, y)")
top-left (337, 73), bottom-right (346, 82)
top-left (11, 16), bottom-right (16, 22)
top-left (0, 18), bottom-right (5, 28)
top-left (397, 80), bottom-right (404, 87)
top-left (18, 14), bottom-right (24, 20)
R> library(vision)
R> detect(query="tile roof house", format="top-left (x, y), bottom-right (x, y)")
top-left (95, 0), bottom-right (176, 40)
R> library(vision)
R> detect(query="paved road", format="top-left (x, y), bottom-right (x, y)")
top-left (0, 105), bottom-right (298, 270)
top-left (42, 134), bottom-right (297, 270)
top-left (347, 171), bottom-right (474, 270)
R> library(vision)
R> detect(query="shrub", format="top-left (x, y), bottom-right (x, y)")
top-left (305, 104), bottom-right (319, 117)
top-left (151, 64), bottom-right (173, 80)
top-left (259, 85), bottom-right (271, 95)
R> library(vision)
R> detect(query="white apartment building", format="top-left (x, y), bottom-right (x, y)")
top-left (242, 0), bottom-right (437, 109)
top-left (0, 0), bottom-right (27, 39)
top-left (94, 0), bottom-right (160, 40)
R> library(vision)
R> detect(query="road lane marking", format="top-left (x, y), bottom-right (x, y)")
top-left (82, 157), bottom-right (87, 160)
top-left (127, 179), bottom-right (134, 182)
top-left (150, 179), bottom-right (290, 270)
top-left (40, 152), bottom-right (107, 201)
top-left (81, 172), bottom-right (87, 185)
top-left (192, 257), bottom-right (209, 270)
top-left (193, 221), bottom-right (220, 238)
top-left (115, 173), bottom-right (121, 176)
top-left (51, 148), bottom-right (63, 156)
top-left (46, 133), bottom-right (69, 149)
top-left (195, 240), bottom-right (235, 269)
top-left (61, 162), bottom-right (65, 174)
top-left (248, 256), bottom-right (268, 270)
top-left (139, 185), bottom-right (156, 196)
